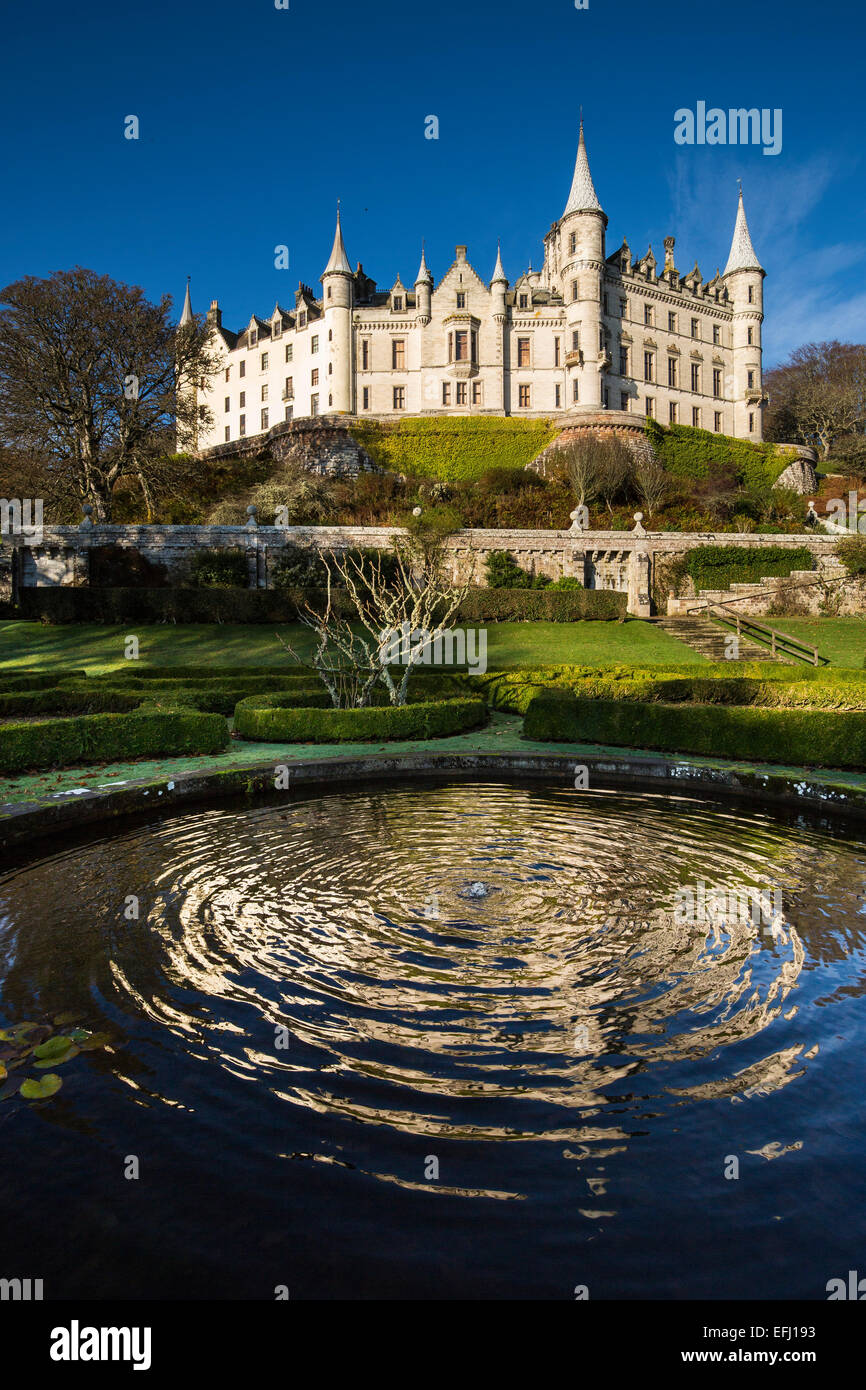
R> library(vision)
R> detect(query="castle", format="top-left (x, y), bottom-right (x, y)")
top-left (185, 123), bottom-right (767, 453)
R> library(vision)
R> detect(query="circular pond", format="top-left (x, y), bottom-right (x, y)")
top-left (1, 778), bottom-right (866, 1299)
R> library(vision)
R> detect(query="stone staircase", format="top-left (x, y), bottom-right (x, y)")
top-left (667, 563), bottom-right (848, 618)
top-left (654, 615), bottom-right (793, 663)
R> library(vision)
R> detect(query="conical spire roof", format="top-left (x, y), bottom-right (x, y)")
top-left (415, 244), bottom-right (433, 285)
top-left (179, 278), bottom-right (193, 326)
top-left (723, 188), bottom-right (763, 275)
top-left (563, 121), bottom-right (602, 216)
top-left (323, 208), bottom-right (352, 276)
top-left (490, 242), bottom-right (508, 284)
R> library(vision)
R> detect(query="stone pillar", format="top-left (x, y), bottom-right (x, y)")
top-left (627, 548), bottom-right (652, 617)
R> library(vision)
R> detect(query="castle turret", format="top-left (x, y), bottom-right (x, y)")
top-left (558, 121), bottom-right (608, 412)
top-left (414, 245), bottom-right (432, 324)
top-left (490, 242), bottom-right (508, 322)
top-left (723, 187), bottom-right (765, 438)
top-left (178, 276), bottom-right (193, 327)
top-left (321, 208), bottom-right (354, 413)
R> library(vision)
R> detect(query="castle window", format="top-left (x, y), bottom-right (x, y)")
top-left (361, 339), bottom-right (370, 370)
top-left (456, 382), bottom-right (467, 406)
top-left (713, 368), bottom-right (722, 398)
top-left (620, 298), bottom-right (627, 318)
top-left (555, 384), bottom-right (561, 408)
top-left (273, 320), bottom-right (282, 337)
top-left (667, 358), bottom-right (677, 388)
top-left (748, 286), bottom-right (754, 303)
top-left (261, 352), bottom-right (268, 370)
top-left (328, 329), bottom-right (333, 341)
top-left (261, 384), bottom-right (269, 401)
top-left (669, 402), bottom-right (678, 424)
top-left (619, 347), bottom-right (628, 376)
top-left (572, 380), bottom-right (579, 403)
top-left (224, 396), bottom-right (230, 412)
top-left (747, 369), bottom-right (755, 388)
top-left (311, 394), bottom-right (318, 415)
top-left (571, 280), bottom-right (578, 301)
top-left (749, 411), bottom-right (755, 431)
top-left (603, 387), bottom-right (610, 409)
top-left (249, 329), bottom-right (257, 346)
top-left (239, 414), bottom-right (246, 436)
top-left (284, 377), bottom-right (293, 399)
top-left (519, 293), bottom-right (528, 308)
top-left (668, 311), bottom-right (677, 333)
top-left (691, 318), bottom-right (699, 339)
top-left (456, 292), bottom-right (466, 308)
top-left (621, 392), bottom-right (629, 411)
top-left (517, 337), bottom-right (531, 367)
top-left (239, 361), bottom-right (246, 378)
top-left (261, 409), bottom-right (269, 430)
top-left (554, 337), bottom-right (561, 366)
top-left (714, 411), bottom-right (722, 432)
top-left (285, 344), bottom-right (293, 362)
top-left (644, 304), bottom-right (653, 327)
top-left (225, 367), bottom-right (231, 381)
top-left (691, 362), bottom-right (700, 392)
top-left (393, 296), bottom-right (403, 311)
top-left (328, 394), bottom-right (332, 407)
top-left (472, 380), bottom-right (482, 405)
top-left (569, 232), bottom-right (576, 254)
top-left (239, 392), bottom-right (246, 407)
top-left (692, 407), bottom-right (701, 427)
top-left (519, 384), bottom-right (531, 408)
top-left (328, 363), bottom-right (332, 374)
top-left (393, 386), bottom-right (405, 410)
top-left (362, 387), bottom-right (370, 410)
top-left (225, 426), bottom-right (230, 442)
top-left (645, 397), bottom-right (654, 419)
top-left (747, 327), bottom-right (754, 345)
top-left (571, 329), bottom-right (580, 353)
top-left (713, 325), bottom-right (721, 345)
top-left (311, 335), bottom-right (319, 353)
top-left (603, 294), bottom-right (609, 314)
top-left (454, 330), bottom-right (469, 361)
top-left (392, 339), bottom-right (406, 370)
top-left (299, 312), bottom-right (307, 328)
top-left (327, 287), bottom-right (332, 299)
top-left (285, 404), bottom-right (293, 421)
top-left (442, 382), bottom-right (451, 405)
top-left (311, 368), bottom-right (319, 386)
top-left (644, 351), bottom-right (654, 382)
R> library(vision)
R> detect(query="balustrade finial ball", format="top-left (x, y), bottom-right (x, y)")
top-left (246, 504), bottom-right (258, 516)
top-left (82, 503), bottom-right (93, 515)
top-left (634, 512), bottom-right (643, 522)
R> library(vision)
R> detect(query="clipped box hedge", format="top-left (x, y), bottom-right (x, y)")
top-left (0, 688), bottom-right (144, 718)
top-left (17, 587), bottom-right (354, 625)
top-left (523, 690), bottom-right (866, 769)
top-left (234, 692), bottom-right (486, 744)
top-left (455, 587), bottom-right (626, 622)
top-left (91, 665), bottom-right (317, 681)
top-left (0, 708), bottom-right (229, 775)
top-left (0, 670), bottom-right (88, 692)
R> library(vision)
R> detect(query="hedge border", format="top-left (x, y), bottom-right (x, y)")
top-left (0, 708), bottom-right (229, 775)
top-left (233, 694), bottom-right (487, 744)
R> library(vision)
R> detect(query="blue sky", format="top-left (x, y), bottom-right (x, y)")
top-left (1, 0), bottom-right (863, 366)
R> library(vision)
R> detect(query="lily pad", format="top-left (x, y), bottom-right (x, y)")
top-left (0, 1023), bottom-right (40, 1044)
top-left (0, 1078), bottom-right (21, 1102)
top-left (77, 1032), bottom-right (111, 1052)
top-left (34, 1043), bottom-right (79, 1068)
top-left (0, 1062), bottom-right (6, 1081)
top-left (33, 1034), bottom-right (73, 1060)
top-left (67, 1029), bottom-right (92, 1043)
top-left (20, 1074), bottom-right (63, 1100)
top-left (53, 1012), bottom-right (84, 1026)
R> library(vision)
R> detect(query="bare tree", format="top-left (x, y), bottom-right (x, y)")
top-left (0, 267), bottom-right (216, 520)
top-left (560, 440), bottom-right (601, 510)
top-left (633, 453), bottom-right (670, 519)
top-left (764, 341), bottom-right (866, 458)
top-left (283, 522), bottom-right (472, 708)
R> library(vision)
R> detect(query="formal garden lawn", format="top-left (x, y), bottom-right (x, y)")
top-left (0, 618), bottom-right (708, 672)
top-left (732, 616), bottom-right (866, 668)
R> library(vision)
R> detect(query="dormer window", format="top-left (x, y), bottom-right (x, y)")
top-left (298, 311), bottom-right (307, 328)
top-left (273, 320), bottom-right (282, 338)
top-left (249, 328), bottom-right (257, 346)
top-left (393, 296), bottom-right (403, 311)
top-left (519, 293), bottom-right (528, 309)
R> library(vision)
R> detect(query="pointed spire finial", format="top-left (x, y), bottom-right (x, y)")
top-left (323, 206), bottom-right (352, 277)
top-left (179, 277), bottom-right (193, 326)
top-left (415, 241), bottom-right (433, 285)
top-left (563, 118), bottom-right (602, 216)
top-left (491, 241), bottom-right (507, 285)
top-left (723, 185), bottom-right (763, 276)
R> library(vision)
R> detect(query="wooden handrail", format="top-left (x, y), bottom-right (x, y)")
top-left (701, 601), bottom-right (824, 666)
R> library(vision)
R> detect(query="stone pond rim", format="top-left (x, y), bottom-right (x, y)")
top-left (2, 748), bottom-right (866, 856)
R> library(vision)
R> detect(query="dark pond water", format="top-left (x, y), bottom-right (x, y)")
top-left (1, 779), bottom-right (865, 1300)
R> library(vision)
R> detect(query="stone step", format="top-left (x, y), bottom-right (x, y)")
top-left (655, 616), bottom-right (794, 664)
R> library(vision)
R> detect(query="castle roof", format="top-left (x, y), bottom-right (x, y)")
top-left (490, 242), bottom-right (508, 284)
top-left (415, 245), bottom-right (433, 285)
top-left (322, 209), bottom-right (352, 277)
top-left (563, 121), bottom-right (602, 216)
top-left (723, 188), bottom-right (763, 276)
